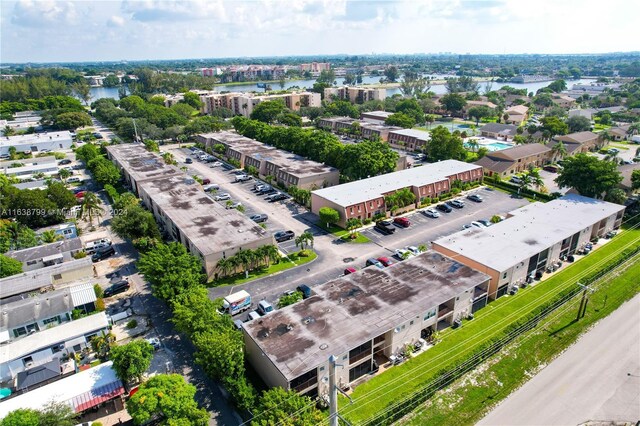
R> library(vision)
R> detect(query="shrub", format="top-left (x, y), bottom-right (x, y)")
top-left (451, 188), bottom-right (461, 195)
top-left (373, 213), bottom-right (386, 222)
top-left (93, 283), bottom-right (104, 299)
top-left (95, 298), bottom-right (105, 311)
top-left (126, 319), bottom-right (138, 329)
top-left (73, 251), bottom-right (87, 259)
top-left (363, 218), bottom-right (372, 225)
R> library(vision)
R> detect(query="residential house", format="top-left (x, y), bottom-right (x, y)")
top-left (618, 163), bottom-right (640, 193)
top-left (504, 105), bottom-right (529, 125)
top-left (568, 108), bottom-right (597, 121)
top-left (433, 195), bottom-right (625, 300)
top-left (474, 143), bottom-right (551, 177)
top-left (7, 238), bottom-right (83, 272)
top-left (36, 222), bottom-right (78, 240)
top-left (0, 131), bottom-right (73, 156)
top-left (551, 94), bottom-right (577, 108)
top-left (606, 125), bottom-right (631, 141)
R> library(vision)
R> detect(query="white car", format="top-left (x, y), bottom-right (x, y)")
top-left (470, 221), bottom-right (487, 228)
top-left (424, 208), bottom-right (440, 218)
top-left (214, 193), bottom-right (231, 201)
top-left (394, 248), bottom-right (414, 260)
top-left (226, 201), bottom-right (242, 209)
top-left (210, 161), bottom-right (223, 167)
top-left (406, 246), bottom-right (422, 255)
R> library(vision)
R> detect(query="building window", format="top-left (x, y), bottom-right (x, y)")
top-left (503, 272), bottom-right (508, 279)
top-left (22, 356), bottom-right (33, 367)
top-left (423, 308), bottom-right (436, 321)
top-left (43, 316), bottom-right (60, 326)
top-left (73, 344), bottom-right (82, 352)
top-left (53, 274), bottom-right (62, 280)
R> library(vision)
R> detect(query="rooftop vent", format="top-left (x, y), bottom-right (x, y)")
top-left (319, 343), bottom-right (328, 350)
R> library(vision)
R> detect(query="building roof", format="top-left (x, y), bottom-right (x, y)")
top-left (474, 156), bottom-right (516, 174)
top-left (0, 361), bottom-right (122, 419)
top-left (479, 123), bottom-right (518, 136)
top-left (607, 127), bottom-right (628, 137)
top-left (547, 139), bottom-right (582, 155)
top-left (487, 143), bottom-right (551, 161)
top-left (555, 131), bottom-right (599, 144)
top-left (619, 163), bottom-right (640, 190)
top-left (7, 238), bottom-right (82, 265)
top-left (0, 131), bottom-right (73, 148)
top-left (433, 194), bottom-right (625, 272)
top-left (0, 312), bottom-right (109, 363)
top-left (312, 160), bottom-right (481, 207)
top-left (16, 358), bottom-right (61, 390)
top-left (12, 179), bottom-right (53, 190)
top-left (0, 257), bottom-right (93, 300)
top-left (568, 109), bottom-right (597, 119)
top-left (0, 156), bottom-right (57, 169)
top-left (243, 251), bottom-right (489, 381)
top-left (106, 143), bottom-right (182, 184)
top-left (388, 128), bottom-right (431, 141)
top-left (1, 163), bottom-right (58, 175)
top-left (466, 100), bottom-right (498, 109)
top-left (505, 105), bottom-right (529, 115)
top-left (1, 289), bottom-right (73, 333)
top-left (138, 174), bottom-right (270, 257)
top-left (361, 111), bottom-right (393, 119)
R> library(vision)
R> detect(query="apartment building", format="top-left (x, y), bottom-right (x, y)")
top-left (478, 123), bottom-right (519, 141)
top-left (474, 143), bottom-right (551, 177)
top-left (243, 251), bottom-right (490, 398)
top-left (315, 117), bottom-right (400, 142)
top-left (1, 162), bottom-right (59, 179)
top-left (324, 86), bottom-right (386, 104)
top-left (230, 92), bottom-right (321, 117)
top-left (7, 238), bottom-right (83, 272)
top-left (361, 111), bottom-right (393, 124)
top-left (387, 128), bottom-right (431, 151)
top-left (433, 194), bottom-right (625, 299)
top-left (311, 160), bottom-right (483, 227)
top-left (504, 105), bottom-right (529, 125)
top-left (0, 131), bottom-right (73, 156)
top-left (552, 131), bottom-right (604, 154)
top-left (201, 92), bottom-right (242, 115)
top-left (0, 257), bottom-right (94, 301)
top-left (299, 62), bottom-right (331, 73)
top-left (316, 116), bottom-right (357, 132)
top-left (463, 100), bottom-right (498, 118)
top-left (198, 131), bottom-right (339, 190)
top-left (551, 94), bottom-right (577, 108)
top-left (106, 144), bottom-right (274, 279)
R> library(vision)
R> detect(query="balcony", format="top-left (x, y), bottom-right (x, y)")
top-left (291, 377), bottom-right (318, 393)
top-left (437, 305), bottom-right (453, 319)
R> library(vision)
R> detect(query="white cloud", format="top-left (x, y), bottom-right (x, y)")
top-left (11, 0), bottom-right (78, 27)
top-left (108, 15), bottom-right (125, 27)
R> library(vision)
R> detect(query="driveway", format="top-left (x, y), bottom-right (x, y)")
top-left (478, 292), bottom-right (640, 425)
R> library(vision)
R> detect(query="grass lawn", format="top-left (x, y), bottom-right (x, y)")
top-left (318, 223), bottom-right (372, 243)
top-left (593, 123), bottom-right (612, 131)
top-left (400, 250), bottom-right (640, 425)
top-left (340, 227), bottom-right (640, 424)
top-left (209, 250), bottom-right (317, 287)
top-left (340, 232), bottom-right (371, 244)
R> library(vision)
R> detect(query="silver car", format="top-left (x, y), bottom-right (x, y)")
top-left (214, 193), bottom-right (231, 201)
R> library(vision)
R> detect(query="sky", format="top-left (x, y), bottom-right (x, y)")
top-left (1, 0), bottom-right (639, 63)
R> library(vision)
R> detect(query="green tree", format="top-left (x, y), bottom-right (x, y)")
top-left (58, 167), bottom-right (71, 182)
top-left (90, 331), bottom-right (115, 361)
top-left (37, 401), bottom-right (76, 426)
top-left (631, 169), bottom-right (640, 191)
top-left (385, 112), bottom-right (416, 128)
top-left (46, 181), bottom-right (77, 209)
top-left (346, 217), bottom-right (362, 237)
top-left (0, 408), bottom-right (41, 426)
top-left (138, 242), bottom-right (204, 301)
top-left (540, 116), bottom-right (569, 137)
top-left (547, 79), bottom-right (568, 93)
top-left (439, 93), bottom-right (467, 116)
top-left (277, 111), bottom-right (303, 127)
top-left (566, 115), bottom-right (592, 132)
top-left (171, 287), bottom-right (232, 335)
top-left (0, 254), bottom-right (22, 278)
top-left (250, 100), bottom-right (288, 124)
top-left (294, 231), bottom-right (314, 251)
top-left (278, 291), bottom-right (303, 308)
top-left (126, 374), bottom-right (208, 426)
top-left (318, 207), bottom-right (340, 228)
top-left (384, 66), bottom-right (399, 82)
top-left (40, 229), bottom-right (63, 243)
top-left (252, 387), bottom-right (323, 426)
top-left (171, 103), bottom-right (196, 119)
top-left (467, 105), bottom-right (494, 125)
top-left (604, 188), bottom-right (627, 204)
top-left (81, 191), bottom-right (104, 226)
top-left (316, 69), bottom-right (336, 85)
top-left (110, 340), bottom-right (154, 384)
top-left (555, 154), bottom-right (622, 198)
top-left (103, 74), bottom-right (120, 87)
top-left (395, 98), bottom-right (426, 124)
top-left (111, 204), bottom-right (161, 241)
top-left (88, 157), bottom-right (121, 186)
top-left (325, 100), bottom-right (360, 118)
top-left (8, 189), bottom-right (61, 227)
top-left (181, 91), bottom-right (203, 109)
top-left (551, 141), bottom-right (568, 162)
top-left (192, 329), bottom-right (245, 387)
top-left (53, 111), bottom-right (92, 130)
top-left (425, 126), bottom-right (466, 162)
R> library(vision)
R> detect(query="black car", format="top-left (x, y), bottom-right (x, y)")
top-left (103, 280), bottom-right (130, 298)
top-left (436, 203), bottom-right (453, 213)
top-left (274, 230), bottom-right (295, 242)
top-left (185, 158), bottom-right (193, 164)
top-left (467, 194), bottom-right (483, 203)
top-left (374, 220), bottom-right (396, 235)
top-left (58, 159), bottom-right (72, 165)
top-left (267, 192), bottom-right (287, 202)
top-left (250, 213), bottom-right (269, 223)
top-left (92, 246), bottom-right (115, 262)
top-left (297, 284), bottom-right (312, 299)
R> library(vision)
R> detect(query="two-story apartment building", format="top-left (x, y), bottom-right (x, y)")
top-left (387, 128), bottom-right (431, 151)
top-left (504, 105), bottom-right (529, 125)
top-left (361, 111), bottom-right (393, 124)
top-left (243, 251), bottom-right (490, 398)
top-left (0, 131), bottom-right (73, 156)
top-left (311, 160), bottom-right (483, 228)
top-left (7, 238), bottom-right (83, 272)
top-left (433, 195), bottom-right (625, 299)
top-left (474, 143), bottom-right (551, 177)
top-left (551, 131), bottom-right (604, 154)
top-left (478, 123), bottom-right (519, 141)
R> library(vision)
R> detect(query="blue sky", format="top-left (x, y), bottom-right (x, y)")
top-left (1, 0), bottom-right (639, 63)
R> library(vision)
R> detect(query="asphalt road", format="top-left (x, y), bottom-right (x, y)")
top-left (478, 292), bottom-right (640, 426)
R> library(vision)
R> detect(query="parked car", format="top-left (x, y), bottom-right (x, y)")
top-left (394, 248), bottom-right (413, 260)
top-left (257, 300), bottom-right (274, 316)
top-left (259, 187), bottom-right (276, 195)
top-left (366, 258), bottom-right (385, 269)
top-left (509, 176), bottom-right (522, 184)
top-left (467, 194), bottom-right (483, 203)
top-left (344, 267), bottom-right (357, 275)
top-left (250, 213), bottom-right (269, 223)
top-left (406, 246), bottom-right (422, 255)
top-left (214, 193), bottom-right (231, 201)
top-left (377, 257), bottom-right (394, 267)
top-left (374, 220), bottom-right (395, 235)
top-left (448, 199), bottom-right (465, 209)
top-left (247, 311), bottom-right (261, 321)
top-left (274, 230), bottom-right (295, 242)
top-left (393, 217), bottom-right (410, 228)
top-left (202, 178), bottom-right (211, 185)
top-left (210, 161), bottom-right (223, 167)
top-left (266, 192), bottom-right (287, 202)
top-left (436, 203), bottom-right (452, 213)
top-left (233, 319), bottom-right (244, 330)
top-left (203, 184), bottom-right (220, 191)
top-left (92, 246), bottom-right (116, 262)
top-left (226, 201), bottom-right (242, 210)
top-left (235, 174), bottom-right (252, 182)
top-left (423, 208), bottom-right (440, 218)
top-left (477, 219), bottom-right (493, 227)
top-left (470, 221), bottom-right (487, 228)
top-left (543, 165), bottom-right (559, 173)
top-left (462, 224), bottom-right (473, 230)
top-left (297, 284), bottom-right (312, 299)
top-left (254, 182), bottom-right (267, 191)
top-left (58, 159), bottom-right (72, 165)
top-left (147, 337), bottom-right (161, 350)
top-left (103, 279), bottom-right (130, 297)
top-left (185, 158), bottom-right (193, 164)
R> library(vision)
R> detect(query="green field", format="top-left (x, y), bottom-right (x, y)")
top-left (340, 227), bottom-right (640, 424)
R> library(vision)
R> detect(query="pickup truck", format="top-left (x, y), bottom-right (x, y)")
top-left (375, 220), bottom-right (395, 235)
top-left (86, 238), bottom-right (112, 254)
top-left (222, 290), bottom-right (252, 316)
top-left (235, 174), bottom-right (252, 182)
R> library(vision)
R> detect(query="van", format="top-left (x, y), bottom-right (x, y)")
top-left (257, 300), bottom-right (274, 315)
top-left (67, 177), bottom-right (81, 183)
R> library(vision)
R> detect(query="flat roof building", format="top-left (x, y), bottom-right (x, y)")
top-left (433, 194), bottom-right (625, 299)
top-left (387, 128), bottom-right (431, 151)
top-left (1, 162), bottom-right (59, 179)
top-left (243, 251), bottom-right (490, 397)
top-left (106, 143), bottom-right (274, 280)
top-left (198, 131), bottom-right (339, 190)
top-left (7, 237), bottom-right (83, 272)
top-left (361, 110), bottom-right (393, 124)
top-left (311, 160), bottom-right (483, 227)
top-left (0, 131), bottom-right (73, 156)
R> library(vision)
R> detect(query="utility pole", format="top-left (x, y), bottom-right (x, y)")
top-left (329, 355), bottom-right (338, 426)
top-left (576, 282), bottom-right (590, 320)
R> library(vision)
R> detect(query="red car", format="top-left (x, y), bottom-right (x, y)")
top-left (377, 257), bottom-right (394, 267)
top-left (74, 191), bottom-right (86, 199)
top-left (393, 217), bottom-right (410, 228)
top-left (344, 267), bottom-right (357, 275)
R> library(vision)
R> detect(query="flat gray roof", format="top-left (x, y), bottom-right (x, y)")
top-left (388, 128), bottom-right (431, 140)
top-left (362, 111), bottom-right (393, 119)
top-left (106, 143), bottom-right (182, 184)
top-left (138, 174), bottom-right (271, 256)
top-left (244, 251), bottom-right (489, 381)
top-left (0, 257), bottom-right (93, 300)
top-left (7, 238), bottom-right (82, 264)
top-left (0, 131), bottom-right (72, 148)
top-left (1, 163), bottom-right (58, 175)
top-left (312, 160), bottom-right (481, 207)
top-left (0, 156), bottom-right (57, 169)
top-left (433, 194), bottom-right (625, 272)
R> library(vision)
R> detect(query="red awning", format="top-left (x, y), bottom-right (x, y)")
top-left (70, 381), bottom-right (124, 412)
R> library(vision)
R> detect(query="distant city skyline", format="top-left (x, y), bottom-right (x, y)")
top-left (1, 0), bottom-right (639, 64)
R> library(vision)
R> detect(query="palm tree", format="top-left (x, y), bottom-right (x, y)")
top-left (604, 151), bottom-right (621, 164)
top-left (467, 140), bottom-right (479, 153)
top-left (418, 244), bottom-right (428, 253)
top-left (550, 141), bottom-right (568, 162)
top-left (524, 169), bottom-right (544, 191)
top-left (234, 249), bottom-right (253, 278)
top-left (295, 231), bottom-right (314, 251)
top-left (58, 168), bottom-right (71, 183)
top-left (346, 218), bottom-right (362, 238)
top-left (517, 173), bottom-right (532, 194)
top-left (263, 245), bottom-right (281, 265)
top-left (216, 257), bottom-right (233, 278)
top-left (3, 221), bottom-right (21, 250)
top-left (81, 192), bottom-right (104, 226)
top-left (41, 230), bottom-right (62, 244)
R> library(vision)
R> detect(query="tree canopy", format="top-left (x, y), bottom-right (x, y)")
top-left (0, 254), bottom-right (22, 278)
top-left (110, 340), bottom-right (154, 384)
top-left (555, 154), bottom-right (622, 198)
top-left (251, 387), bottom-right (324, 426)
top-left (385, 112), bottom-right (415, 128)
top-left (439, 93), bottom-right (467, 115)
top-left (425, 126), bottom-right (466, 162)
top-left (318, 207), bottom-right (340, 228)
top-left (250, 100), bottom-right (288, 124)
top-left (566, 115), bottom-right (592, 132)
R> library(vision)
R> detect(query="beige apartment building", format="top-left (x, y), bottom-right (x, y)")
top-left (243, 251), bottom-right (490, 398)
top-left (324, 86), bottom-right (386, 104)
top-left (474, 143), bottom-right (551, 177)
top-left (433, 195), bottom-right (624, 300)
top-left (311, 160), bottom-right (483, 228)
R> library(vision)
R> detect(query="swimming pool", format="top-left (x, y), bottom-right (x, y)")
top-left (465, 141), bottom-right (514, 152)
